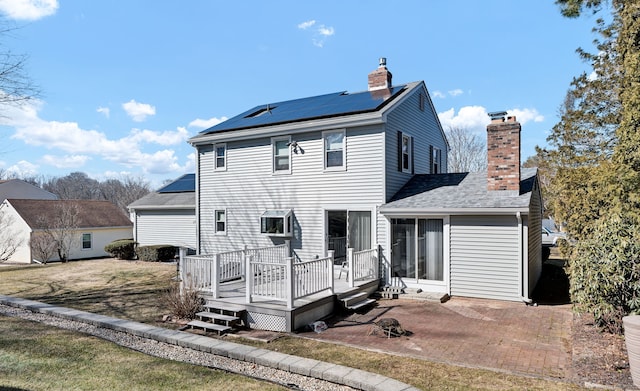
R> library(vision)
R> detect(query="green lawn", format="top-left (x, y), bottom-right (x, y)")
top-left (0, 259), bottom-right (587, 391)
top-left (0, 315), bottom-right (285, 391)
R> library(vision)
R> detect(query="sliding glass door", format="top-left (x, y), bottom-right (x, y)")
top-left (392, 218), bottom-right (444, 282)
top-left (327, 210), bottom-right (372, 262)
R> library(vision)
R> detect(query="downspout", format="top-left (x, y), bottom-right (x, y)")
top-left (517, 211), bottom-right (533, 305)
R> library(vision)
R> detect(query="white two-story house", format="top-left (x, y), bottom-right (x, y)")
top-left (188, 58), bottom-right (448, 287)
top-left (183, 60), bottom-right (542, 333)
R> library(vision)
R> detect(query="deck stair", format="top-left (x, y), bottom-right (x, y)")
top-left (339, 291), bottom-right (376, 311)
top-left (186, 302), bottom-right (246, 335)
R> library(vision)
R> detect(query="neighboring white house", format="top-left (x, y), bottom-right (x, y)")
top-left (0, 199), bottom-right (133, 264)
top-left (187, 59), bottom-right (543, 304)
top-left (128, 173), bottom-right (196, 250)
top-left (0, 179), bottom-right (58, 201)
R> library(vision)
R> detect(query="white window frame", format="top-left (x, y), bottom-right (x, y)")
top-left (214, 143), bottom-right (227, 171)
top-left (323, 129), bottom-right (346, 171)
top-left (272, 136), bottom-right (291, 174)
top-left (214, 209), bottom-right (226, 235)
top-left (401, 133), bottom-right (412, 173)
top-left (81, 233), bottom-right (92, 250)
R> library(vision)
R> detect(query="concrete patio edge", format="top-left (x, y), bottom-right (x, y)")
top-left (0, 295), bottom-right (419, 391)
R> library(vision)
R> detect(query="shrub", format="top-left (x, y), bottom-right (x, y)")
top-left (104, 239), bottom-right (136, 260)
top-left (163, 281), bottom-right (202, 319)
top-left (135, 245), bottom-right (176, 262)
top-left (569, 214), bottom-right (640, 334)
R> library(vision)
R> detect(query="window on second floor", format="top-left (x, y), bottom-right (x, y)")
top-left (214, 144), bottom-right (226, 171)
top-left (324, 130), bottom-right (345, 170)
top-left (432, 147), bottom-right (442, 174)
top-left (398, 131), bottom-right (413, 173)
top-left (82, 233), bottom-right (92, 249)
top-left (215, 209), bottom-right (226, 234)
top-left (272, 136), bottom-right (291, 173)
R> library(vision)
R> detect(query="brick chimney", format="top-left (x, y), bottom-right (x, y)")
top-left (368, 57), bottom-right (392, 91)
top-left (487, 111), bottom-right (521, 193)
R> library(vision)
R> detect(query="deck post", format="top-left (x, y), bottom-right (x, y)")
top-left (178, 247), bottom-right (186, 295)
top-left (285, 239), bottom-right (291, 258)
top-left (242, 245), bottom-right (248, 281)
top-left (347, 248), bottom-right (355, 288)
top-left (328, 250), bottom-right (335, 294)
top-left (212, 253), bottom-right (220, 299)
top-left (246, 255), bottom-right (253, 304)
top-left (286, 256), bottom-right (294, 309)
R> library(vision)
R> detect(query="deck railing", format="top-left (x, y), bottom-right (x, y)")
top-left (346, 245), bottom-right (380, 287)
top-left (246, 252), bottom-right (334, 309)
top-left (180, 244), bottom-right (289, 297)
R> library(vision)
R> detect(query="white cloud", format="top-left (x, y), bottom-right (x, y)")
top-left (438, 106), bottom-right (545, 134)
top-left (0, 99), bottom-right (190, 176)
top-left (297, 20), bottom-right (315, 30)
top-left (122, 99), bottom-right (156, 122)
top-left (41, 154), bottom-right (90, 168)
top-left (507, 108), bottom-right (544, 124)
top-left (97, 106), bottom-right (110, 118)
top-left (5, 160), bottom-right (38, 177)
top-left (127, 127), bottom-right (189, 146)
top-left (432, 89), bottom-right (463, 99)
top-left (0, 0), bottom-right (58, 21)
top-left (299, 19), bottom-right (334, 48)
top-left (438, 106), bottom-right (490, 133)
top-left (188, 116), bottom-right (227, 129)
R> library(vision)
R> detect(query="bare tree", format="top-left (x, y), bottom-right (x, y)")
top-left (29, 231), bottom-right (56, 264)
top-left (99, 175), bottom-right (151, 215)
top-left (35, 202), bottom-right (80, 262)
top-left (445, 126), bottom-right (487, 173)
top-left (0, 21), bottom-right (40, 109)
top-left (0, 203), bottom-right (23, 262)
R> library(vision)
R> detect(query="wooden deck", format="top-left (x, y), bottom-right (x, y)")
top-left (199, 264), bottom-right (379, 332)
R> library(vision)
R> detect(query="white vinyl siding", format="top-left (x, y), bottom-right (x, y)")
top-left (385, 87), bottom-right (448, 201)
top-left (134, 209), bottom-right (196, 249)
top-left (197, 125), bottom-right (385, 260)
top-left (527, 182), bottom-right (543, 297)
top-left (449, 215), bottom-right (521, 301)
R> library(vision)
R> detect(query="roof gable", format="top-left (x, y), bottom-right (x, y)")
top-left (8, 199), bottom-right (132, 229)
top-left (199, 85), bottom-right (407, 134)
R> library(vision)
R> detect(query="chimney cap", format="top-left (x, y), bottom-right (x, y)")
top-left (488, 111), bottom-right (507, 121)
top-left (379, 57), bottom-right (387, 68)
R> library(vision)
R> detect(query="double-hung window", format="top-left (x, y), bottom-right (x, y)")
top-left (214, 143), bottom-right (226, 171)
top-left (82, 233), bottom-right (92, 249)
top-left (215, 210), bottom-right (226, 234)
top-left (398, 132), bottom-right (413, 173)
top-left (432, 147), bottom-right (442, 174)
top-left (272, 136), bottom-right (291, 173)
top-left (324, 130), bottom-right (345, 170)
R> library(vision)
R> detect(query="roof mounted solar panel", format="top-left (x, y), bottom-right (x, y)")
top-left (157, 173), bottom-right (195, 193)
top-left (200, 85), bottom-right (406, 134)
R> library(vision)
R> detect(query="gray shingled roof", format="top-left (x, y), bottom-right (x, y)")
top-left (380, 167), bottom-right (538, 213)
top-left (128, 191), bottom-right (195, 210)
top-left (8, 199), bottom-right (132, 229)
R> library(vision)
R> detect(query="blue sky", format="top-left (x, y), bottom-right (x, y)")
top-left (0, 0), bottom-right (603, 187)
